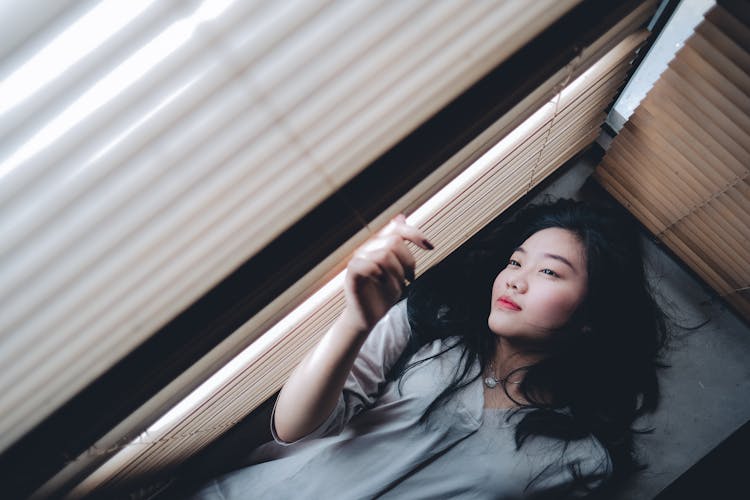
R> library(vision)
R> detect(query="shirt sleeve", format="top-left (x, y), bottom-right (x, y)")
top-left (270, 299), bottom-right (412, 446)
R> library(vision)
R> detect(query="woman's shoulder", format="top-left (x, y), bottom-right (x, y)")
top-left (412, 329), bottom-right (463, 351)
top-left (558, 431), bottom-right (612, 491)
top-left (519, 430), bottom-right (612, 497)
top-left (407, 335), bottom-right (465, 370)
top-left (370, 299), bottom-right (411, 341)
top-left (565, 434), bottom-right (612, 496)
top-left (572, 434), bottom-right (611, 473)
top-left (514, 408), bottom-right (611, 476)
top-left (542, 410), bottom-right (612, 472)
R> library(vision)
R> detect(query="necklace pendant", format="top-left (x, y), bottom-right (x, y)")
top-left (484, 376), bottom-right (498, 388)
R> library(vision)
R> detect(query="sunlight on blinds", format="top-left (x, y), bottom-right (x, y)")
top-left (0, 0), bottom-right (583, 456)
top-left (64, 31), bottom-right (647, 498)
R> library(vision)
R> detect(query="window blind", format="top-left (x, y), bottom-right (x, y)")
top-left (0, 0), bottom-right (585, 457)
top-left (595, 0), bottom-right (750, 323)
top-left (0, 1), bottom-right (661, 497)
top-left (59, 31), bottom-right (649, 499)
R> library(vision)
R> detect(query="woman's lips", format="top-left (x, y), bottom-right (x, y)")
top-left (497, 297), bottom-right (521, 311)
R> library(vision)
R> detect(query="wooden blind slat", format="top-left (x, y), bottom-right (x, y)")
top-left (596, 2), bottom-right (750, 323)
top-left (0, 0), bottom-right (587, 458)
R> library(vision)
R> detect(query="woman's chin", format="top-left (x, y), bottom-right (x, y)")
top-left (488, 313), bottom-right (523, 336)
top-left (488, 320), bottom-right (554, 346)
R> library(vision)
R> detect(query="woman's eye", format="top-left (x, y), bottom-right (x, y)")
top-left (507, 259), bottom-right (520, 267)
top-left (540, 268), bottom-right (558, 277)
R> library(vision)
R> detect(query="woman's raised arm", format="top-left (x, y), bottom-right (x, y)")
top-left (273, 215), bottom-right (433, 443)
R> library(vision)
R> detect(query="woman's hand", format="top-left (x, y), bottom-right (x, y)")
top-left (274, 215), bottom-right (432, 443)
top-left (341, 214), bottom-right (434, 332)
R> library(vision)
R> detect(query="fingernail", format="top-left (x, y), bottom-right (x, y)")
top-left (422, 239), bottom-right (434, 250)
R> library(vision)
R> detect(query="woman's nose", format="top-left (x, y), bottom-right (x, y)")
top-left (507, 277), bottom-right (527, 293)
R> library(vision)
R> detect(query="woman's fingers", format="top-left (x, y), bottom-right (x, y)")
top-left (378, 214), bottom-right (434, 251)
top-left (349, 215), bottom-right (434, 281)
top-left (343, 214), bottom-right (433, 330)
top-left (346, 255), bottom-right (403, 299)
top-left (352, 247), bottom-right (406, 285)
top-left (354, 214), bottom-right (433, 283)
top-left (380, 248), bottom-right (408, 284)
top-left (384, 236), bottom-right (415, 282)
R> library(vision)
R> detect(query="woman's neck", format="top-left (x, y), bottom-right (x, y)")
top-left (487, 336), bottom-right (554, 407)
top-left (492, 337), bottom-right (546, 381)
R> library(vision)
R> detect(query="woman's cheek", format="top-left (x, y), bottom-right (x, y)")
top-left (536, 286), bottom-right (581, 327)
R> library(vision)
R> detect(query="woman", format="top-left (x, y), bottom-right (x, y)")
top-left (190, 198), bottom-right (670, 499)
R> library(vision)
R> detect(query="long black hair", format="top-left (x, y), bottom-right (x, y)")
top-left (386, 197), bottom-right (671, 496)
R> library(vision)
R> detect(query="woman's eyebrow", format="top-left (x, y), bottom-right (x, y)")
top-left (513, 246), bottom-right (578, 274)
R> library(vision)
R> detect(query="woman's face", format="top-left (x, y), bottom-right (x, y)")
top-left (488, 227), bottom-right (588, 343)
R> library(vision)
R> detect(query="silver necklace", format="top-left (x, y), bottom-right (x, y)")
top-left (483, 360), bottom-right (523, 388)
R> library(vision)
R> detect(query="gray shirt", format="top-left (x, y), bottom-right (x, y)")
top-left (190, 300), bottom-right (611, 499)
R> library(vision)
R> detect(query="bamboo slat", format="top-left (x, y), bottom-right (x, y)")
top-left (595, 2), bottom-right (750, 322)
